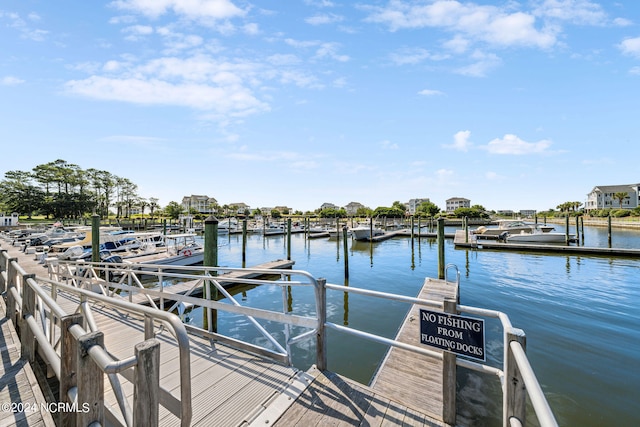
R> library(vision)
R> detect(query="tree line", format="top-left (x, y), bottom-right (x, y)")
top-left (0, 159), bottom-right (159, 220)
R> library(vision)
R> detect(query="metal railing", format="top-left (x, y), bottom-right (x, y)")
top-left (1, 247), bottom-right (558, 427)
top-left (0, 249), bottom-right (192, 427)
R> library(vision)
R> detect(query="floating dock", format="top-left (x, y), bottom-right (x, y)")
top-left (453, 230), bottom-right (640, 257)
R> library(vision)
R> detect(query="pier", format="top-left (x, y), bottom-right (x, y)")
top-left (1, 233), bottom-right (557, 426)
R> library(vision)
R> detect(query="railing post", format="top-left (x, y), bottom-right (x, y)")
top-left (144, 313), bottom-right (154, 340)
top-left (0, 249), bottom-right (7, 293)
top-left (442, 298), bottom-right (457, 425)
top-left (504, 328), bottom-right (527, 427)
top-left (77, 331), bottom-right (105, 426)
top-left (6, 258), bottom-right (18, 324)
top-left (20, 274), bottom-right (37, 362)
top-left (316, 278), bottom-right (327, 371)
top-left (134, 338), bottom-right (161, 427)
top-left (61, 314), bottom-right (83, 427)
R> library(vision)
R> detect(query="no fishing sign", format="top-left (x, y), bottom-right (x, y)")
top-left (419, 309), bottom-right (485, 361)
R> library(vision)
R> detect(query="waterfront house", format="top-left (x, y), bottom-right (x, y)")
top-left (228, 202), bottom-right (251, 216)
top-left (406, 198), bottom-right (430, 215)
top-left (344, 201), bottom-right (365, 216)
top-left (320, 202), bottom-right (339, 210)
top-left (446, 197), bottom-right (471, 213)
top-left (181, 195), bottom-right (218, 214)
top-left (585, 184), bottom-right (640, 211)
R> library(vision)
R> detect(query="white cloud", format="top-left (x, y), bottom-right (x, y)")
top-left (455, 50), bottom-right (502, 77)
top-left (65, 73), bottom-right (268, 117)
top-left (122, 24), bottom-right (153, 41)
top-left (314, 42), bottom-right (350, 62)
top-left (483, 134), bottom-right (552, 155)
top-left (110, 0), bottom-right (246, 21)
top-left (389, 47), bottom-right (445, 65)
top-left (533, 0), bottom-right (607, 26)
top-left (1, 10), bottom-right (49, 41)
top-left (1, 76), bottom-right (25, 86)
top-left (443, 130), bottom-right (471, 151)
top-left (381, 140), bottom-right (399, 150)
top-left (362, 1), bottom-right (557, 49)
top-left (618, 37), bottom-right (640, 58)
top-left (305, 13), bottom-right (344, 25)
top-left (418, 88), bottom-right (444, 96)
top-left (485, 171), bottom-right (504, 180)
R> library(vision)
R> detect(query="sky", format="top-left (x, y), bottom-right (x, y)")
top-left (1, 0), bottom-right (640, 214)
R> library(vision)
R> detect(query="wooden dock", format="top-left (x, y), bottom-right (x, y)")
top-left (453, 230), bottom-right (640, 257)
top-left (370, 277), bottom-right (458, 425)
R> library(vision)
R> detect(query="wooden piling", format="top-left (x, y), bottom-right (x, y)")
top-left (242, 219), bottom-right (247, 268)
top-left (437, 218), bottom-right (445, 279)
top-left (287, 218), bottom-right (292, 260)
top-left (91, 214), bottom-right (100, 263)
top-left (343, 226), bottom-right (349, 281)
top-left (204, 216), bottom-right (218, 332)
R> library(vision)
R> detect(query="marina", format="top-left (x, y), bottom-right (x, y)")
top-left (0, 223), bottom-right (559, 427)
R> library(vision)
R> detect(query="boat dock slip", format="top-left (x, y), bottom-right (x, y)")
top-left (370, 277), bottom-right (458, 424)
top-left (453, 230), bottom-right (640, 257)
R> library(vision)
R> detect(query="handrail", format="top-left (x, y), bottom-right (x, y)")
top-left (0, 250), bottom-right (192, 427)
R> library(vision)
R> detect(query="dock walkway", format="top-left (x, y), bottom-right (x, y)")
top-left (370, 277), bottom-right (457, 424)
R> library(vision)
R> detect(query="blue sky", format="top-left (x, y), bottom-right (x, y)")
top-left (1, 0), bottom-right (639, 213)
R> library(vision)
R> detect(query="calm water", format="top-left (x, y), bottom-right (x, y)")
top-left (190, 225), bottom-right (639, 427)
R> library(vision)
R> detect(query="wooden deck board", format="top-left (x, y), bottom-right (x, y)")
top-left (0, 297), bottom-right (56, 427)
top-left (368, 277), bottom-right (458, 425)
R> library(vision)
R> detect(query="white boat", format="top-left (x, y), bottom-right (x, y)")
top-left (124, 233), bottom-right (204, 266)
top-left (506, 229), bottom-right (575, 243)
top-left (218, 218), bottom-right (239, 233)
top-left (351, 223), bottom-right (385, 241)
top-left (473, 220), bottom-right (554, 237)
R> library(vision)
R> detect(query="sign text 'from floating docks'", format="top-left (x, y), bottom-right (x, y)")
top-left (419, 309), bottom-right (485, 361)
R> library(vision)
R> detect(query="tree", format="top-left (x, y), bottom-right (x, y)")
top-left (164, 201), bottom-right (183, 219)
top-left (0, 170), bottom-right (44, 218)
top-left (148, 197), bottom-right (159, 220)
top-left (614, 192), bottom-right (628, 209)
top-left (356, 207), bottom-right (373, 217)
top-left (416, 201), bottom-right (440, 218)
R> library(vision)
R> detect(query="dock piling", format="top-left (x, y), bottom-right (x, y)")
top-left (204, 216), bottom-right (219, 333)
top-left (437, 218), bottom-right (445, 279)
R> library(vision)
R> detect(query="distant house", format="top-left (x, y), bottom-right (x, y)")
top-left (228, 202), bottom-right (251, 215)
top-left (320, 202), bottom-right (338, 210)
top-left (497, 210), bottom-right (515, 216)
top-left (0, 212), bottom-right (19, 227)
top-left (181, 195), bottom-right (218, 214)
top-left (446, 197), bottom-right (470, 213)
top-left (519, 210), bottom-right (537, 218)
top-left (406, 198), bottom-right (430, 215)
top-left (586, 184), bottom-right (640, 211)
top-left (344, 201), bottom-right (365, 216)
